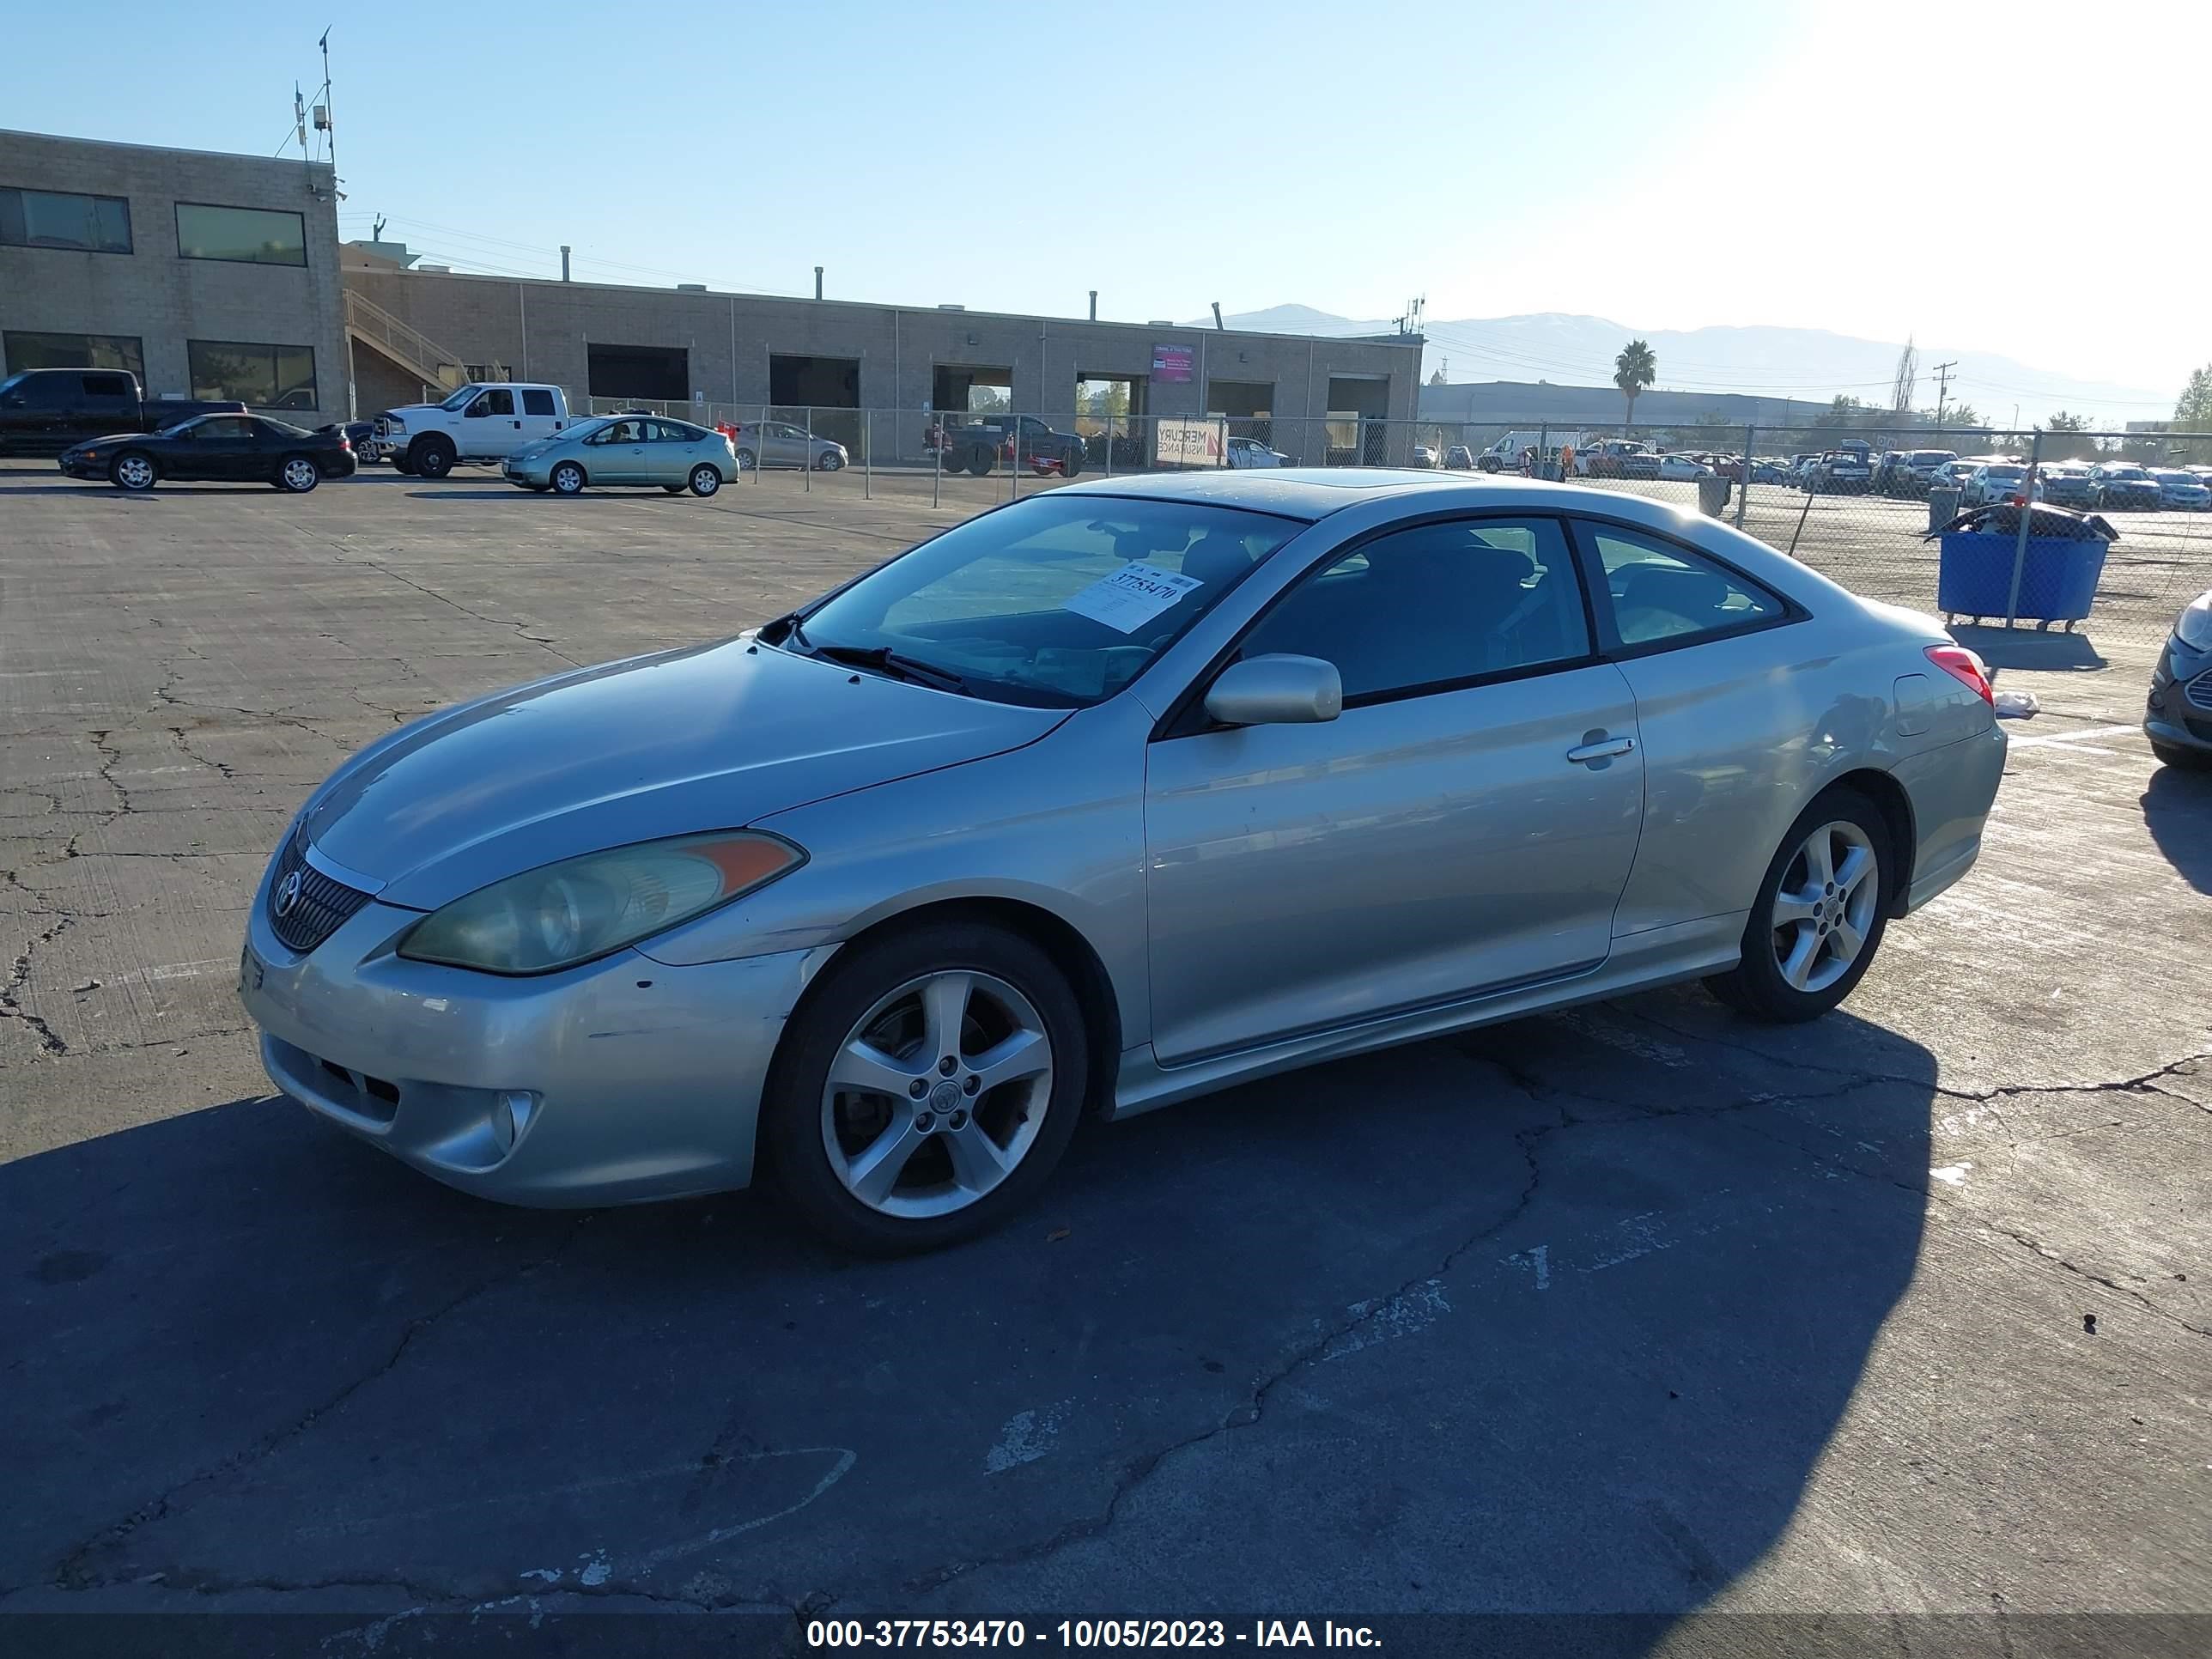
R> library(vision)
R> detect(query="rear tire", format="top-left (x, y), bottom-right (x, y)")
top-left (410, 435), bottom-right (455, 479)
top-left (761, 922), bottom-right (1090, 1255)
top-left (277, 454), bottom-right (320, 493)
top-left (1705, 787), bottom-right (1894, 1023)
top-left (734, 447), bottom-right (757, 472)
top-left (1060, 444), bottom-right (1084, 478)
top-left (968, 449), bottom-right (995, 477)
top-left (688, 464), bottom-right (722, 496)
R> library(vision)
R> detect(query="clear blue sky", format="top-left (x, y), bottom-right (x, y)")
top-left (8, 0), bottom-right (2207, 394)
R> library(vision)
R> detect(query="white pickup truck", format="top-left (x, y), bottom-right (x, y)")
top-left (378, 383), bottom-right (574, 477)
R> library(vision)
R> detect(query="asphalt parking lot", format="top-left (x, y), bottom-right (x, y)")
top-left (3, 462), bottom-right (2209, 1656)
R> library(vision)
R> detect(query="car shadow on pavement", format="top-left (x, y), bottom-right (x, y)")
top-left (1, 995), bottom-right (1936, 1649)
top-left (1950, 624), bottom-right (2107, 672)
top-left (2142, 764), bottom-right (2212, 892)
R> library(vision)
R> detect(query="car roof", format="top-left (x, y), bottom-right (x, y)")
top-left (1053, 468), bottom-right (1706, 526)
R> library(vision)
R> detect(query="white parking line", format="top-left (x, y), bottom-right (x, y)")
top-left (2005, 723), bottom-right (2141, 750)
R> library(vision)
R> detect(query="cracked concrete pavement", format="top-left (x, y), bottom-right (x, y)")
top-left (2, 463), bottom-right (2208, 1654)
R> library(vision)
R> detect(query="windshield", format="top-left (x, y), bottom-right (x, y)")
top-left (438, 384), bottom-right (485, 411)
top-left (2106, 467), bottom-right (2148, 480)
top-left (1984, 466), bottom-right (2025, 480)
top-left (787, 495), bottom-right (1304, 708)
top-left (1911, 452), bottom-right (1956, 465)
top-left (0, 373), bottom-right (22, 398)
top-left (2153, 471), bottom-right (2192, 483)
top-left (553, 416), bottom-right (611, 442)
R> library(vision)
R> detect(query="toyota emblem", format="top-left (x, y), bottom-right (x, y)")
top-left (273, 870), bottom-right (304, 920)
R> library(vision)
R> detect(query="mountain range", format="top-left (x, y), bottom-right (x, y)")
top-left (1187, 307), bottom-right (2169, 424)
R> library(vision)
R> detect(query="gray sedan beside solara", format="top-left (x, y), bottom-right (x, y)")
top-left (240, 471), bottom-right (2007, 1252)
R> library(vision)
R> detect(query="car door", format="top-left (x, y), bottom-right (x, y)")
top-left (1143, 514), bottom-right (1645, 1063)
top-left (516, 387), bottom-right (563, 447)
top-left (647, 421), bottom-right (696, 483)
top-left (178, 416), bottom-right (258, 481)
top-left (76, 372), bottom-right (138, 445)
top-left (459, 386), bottom-right (519, 456)
top-left (589, 417), bottom-right (652, 484)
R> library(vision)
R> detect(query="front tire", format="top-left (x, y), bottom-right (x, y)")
top-left (410, 435), bottom-right (455, 479)
top-left (815, 450), bottom-right (844, 471)
top-left (1705, 787), bottom-right (1893, 1023)
top-left (110, 452), bottom-right (157, 491)
top-left (2151, 739), bottom-right (2212, 771)
top-left (550, 460), bottom-right (586, 495)
top-left (688, 464), bottom-right (722, 496)
top-left (762, 922), bottom-right (1091, 1255)
top-left (277, 454), bottom-right (320, 493)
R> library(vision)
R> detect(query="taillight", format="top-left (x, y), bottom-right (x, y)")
top-left (1925, 643), bottom-right (1994, 704)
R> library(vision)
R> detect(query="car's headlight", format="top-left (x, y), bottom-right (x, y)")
top-left (2176, 592), bottom-right (2212, 652)
top-left (398, 832), bottom-right (805, 975)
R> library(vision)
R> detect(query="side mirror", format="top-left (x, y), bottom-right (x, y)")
top-left (1204, 654), bottom-right (1343, 727)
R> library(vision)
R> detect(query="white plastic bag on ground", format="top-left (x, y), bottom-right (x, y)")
top-left (1992, 689), bottom-right (2040, 720)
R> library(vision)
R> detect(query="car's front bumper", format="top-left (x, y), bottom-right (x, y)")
top-left (57, 453), bottom-right (106, 479)
top-left (238, 878), bottom-right (823, 1207)
top-left (2105, 489), bottom-right (2161, 509)
top-left (2146, 641), bottom-right (2212, 754)
top-left (501, 458), bottom-right (554, 486)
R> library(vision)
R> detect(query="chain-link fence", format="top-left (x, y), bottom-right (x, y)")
top-left (391, 399), bottom-right (2210, 653)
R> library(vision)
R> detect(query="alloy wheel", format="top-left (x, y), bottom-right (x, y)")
top-left (283, 458), bottom-right (319, 491)
top-left (116, 456), bottom-right (153, 489)
top-left (1769, 820), bottom-right (1879, 994)
top-left (818, 970), bottom-right (1054, 1218)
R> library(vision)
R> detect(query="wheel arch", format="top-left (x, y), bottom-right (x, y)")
top-left (1829, 766), bottom-right (1917, 917)
top-left (785, 895), bottom-right (1125, 1121)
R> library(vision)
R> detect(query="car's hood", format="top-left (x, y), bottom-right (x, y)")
top-left (301, 640), bottom-right (1068, 910)
top-left (66, 432), bottom-right (161, 451)
top-left (381, 402), bottom-right (444, 419)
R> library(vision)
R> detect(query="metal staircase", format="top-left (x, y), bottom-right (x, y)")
top-left (344, 289), bottom-right (506, 398)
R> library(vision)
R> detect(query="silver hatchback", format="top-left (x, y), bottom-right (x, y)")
top-left (240, 472), bottom-right (2006, 1252)
top-left (502, 415), bottom-right (738, 496)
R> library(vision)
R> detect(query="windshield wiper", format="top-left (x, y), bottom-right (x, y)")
top-left (808, 642), bottom-right (968, 693)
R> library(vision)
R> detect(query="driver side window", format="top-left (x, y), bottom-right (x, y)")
top-left (1240, 518), bottom-right (1593, 704)
top-left (465, 389), bottom-right (514, 417)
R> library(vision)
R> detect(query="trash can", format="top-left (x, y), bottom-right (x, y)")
top-left (1697, 476), bottom-right (1731, 517)
top-left (1927, 486), bottom-right (1961, 532)
top-left (1929, 504), bottom-right (2116, 629)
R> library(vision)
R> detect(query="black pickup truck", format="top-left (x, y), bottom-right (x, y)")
top-left (0, 368), bottom-right (246, 457)
top-left (933, 414), bottom-right (1085, 477)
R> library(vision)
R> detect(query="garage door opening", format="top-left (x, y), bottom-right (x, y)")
top-left (1327, 375), bottom-right (1392, 466)
top-left (770, 353), bottom-right (861, 449)
top-left (933, 365), bottom-right (1012, 416)
top-left (1207, 378), bottom-right (1274, 447)
top-left (587, 343), bottom-right (690, 404)
top-left (1076, 373), bottom-right (1147, 469)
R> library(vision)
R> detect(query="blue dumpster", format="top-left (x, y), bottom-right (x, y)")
top-left (1929, 503), bottom-right (2116, 629)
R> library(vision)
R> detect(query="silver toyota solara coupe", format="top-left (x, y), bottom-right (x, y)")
top-left (240, 471), bottom-right (2007, 1251)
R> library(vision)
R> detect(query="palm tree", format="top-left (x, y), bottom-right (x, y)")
top-left (1614, 339), bottom-right (1657, 427)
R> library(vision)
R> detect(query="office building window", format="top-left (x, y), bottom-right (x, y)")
top-left (0, 186), bottom-right (132, 252)
top-left (187, 340), bottom-right (317, 410)
top-left (174, 202), bottom-right (307, 266)
top-left (3, 331), bottom-right (146, 381)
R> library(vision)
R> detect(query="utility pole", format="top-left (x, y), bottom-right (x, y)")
top-left (1931, 360), bottom-right (1958, 428)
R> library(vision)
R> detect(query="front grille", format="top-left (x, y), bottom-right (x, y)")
top-left (267, 833), bottom-right (372, 955)
top-left (2186, 674), bottom-right (2212, 714)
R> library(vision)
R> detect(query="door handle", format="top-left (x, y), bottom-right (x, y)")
top-left (1565, 736), bottom-right (1636, 764)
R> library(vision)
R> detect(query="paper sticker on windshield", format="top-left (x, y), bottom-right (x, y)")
top-left (1061, 561), bottom-right (1204, 635)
